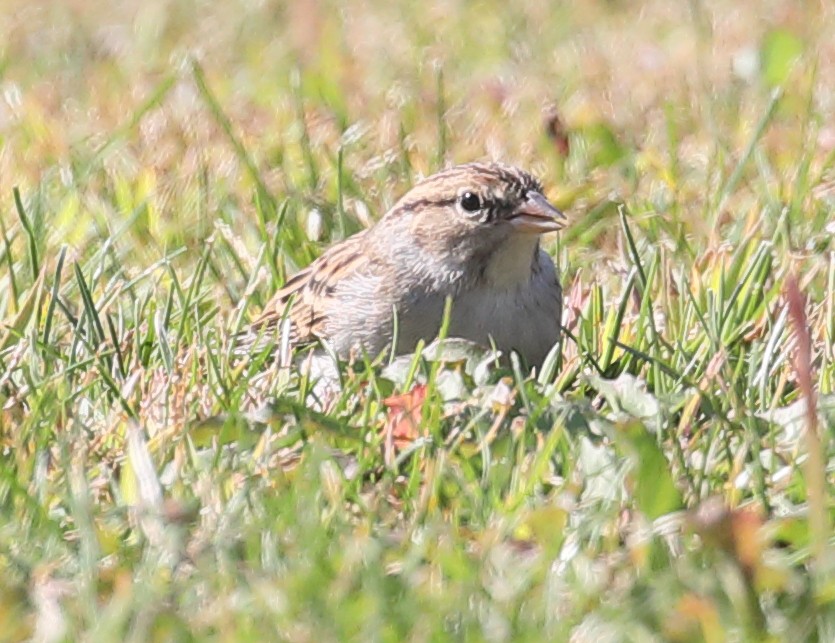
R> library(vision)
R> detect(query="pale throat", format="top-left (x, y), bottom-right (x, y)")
top-left (480, 234), bottom-right (541, 289)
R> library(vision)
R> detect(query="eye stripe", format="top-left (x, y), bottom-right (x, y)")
top-left (390, 197), bottom-right (457, 217)
top-left (386, 162), bottom-right (544, 222)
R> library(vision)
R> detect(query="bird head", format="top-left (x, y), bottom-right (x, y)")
top-left (381, 163), bottom-right (566, 272)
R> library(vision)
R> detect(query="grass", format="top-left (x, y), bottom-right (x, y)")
top-left (1, 0), bottom-right (834, 640)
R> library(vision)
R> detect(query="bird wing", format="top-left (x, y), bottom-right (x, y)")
top-left (242, 232), bottom-right (370, 351)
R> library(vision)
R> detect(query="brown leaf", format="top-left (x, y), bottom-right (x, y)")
top-left (382, 384), bottom-right (427, 463)
top-left (563, 275), bottom-right (587, 332)
top-left (543, 104), bottom-right (570, 157)
top-left (689, 497), bottom-right (764, 578)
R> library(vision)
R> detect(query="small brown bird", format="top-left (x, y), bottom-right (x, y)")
top-left (242, 162), bottom-right (566, 368)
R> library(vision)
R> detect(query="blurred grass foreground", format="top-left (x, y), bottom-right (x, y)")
top-left (1, 1), bottom-right (835, 640)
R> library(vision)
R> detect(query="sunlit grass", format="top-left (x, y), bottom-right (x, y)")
top-left (0, 0), bottom-right (834, 639)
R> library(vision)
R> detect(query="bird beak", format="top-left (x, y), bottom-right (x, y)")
top-left (508, 191), bottom-right (567, 234)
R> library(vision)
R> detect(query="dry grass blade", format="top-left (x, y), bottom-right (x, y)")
top-left (785, 274), bottom-right (830, 560)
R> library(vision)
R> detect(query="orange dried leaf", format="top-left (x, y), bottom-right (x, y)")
top-left (382, 384), bottom-right (427, 451)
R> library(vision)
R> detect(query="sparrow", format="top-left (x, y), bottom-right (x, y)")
top-left (241, 162), bottom-right (566, 368)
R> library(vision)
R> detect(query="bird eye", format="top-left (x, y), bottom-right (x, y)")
top-left (459, 191), bottom-right (482, 212)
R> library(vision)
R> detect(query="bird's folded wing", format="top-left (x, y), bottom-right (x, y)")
top-left (237, 232), bottom-right (369, 353)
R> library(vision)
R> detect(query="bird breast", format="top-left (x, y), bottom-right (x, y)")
top-left (445, 249), bottom-right (561, 366)
top-left (321, 243), bottom-right (561, 368)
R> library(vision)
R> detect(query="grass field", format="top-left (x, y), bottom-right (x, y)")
top-left (1, 0), bottom-right (834, 640)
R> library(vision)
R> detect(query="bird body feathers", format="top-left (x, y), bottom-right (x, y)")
top-left (240, 162), bottom-right (565, 368)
